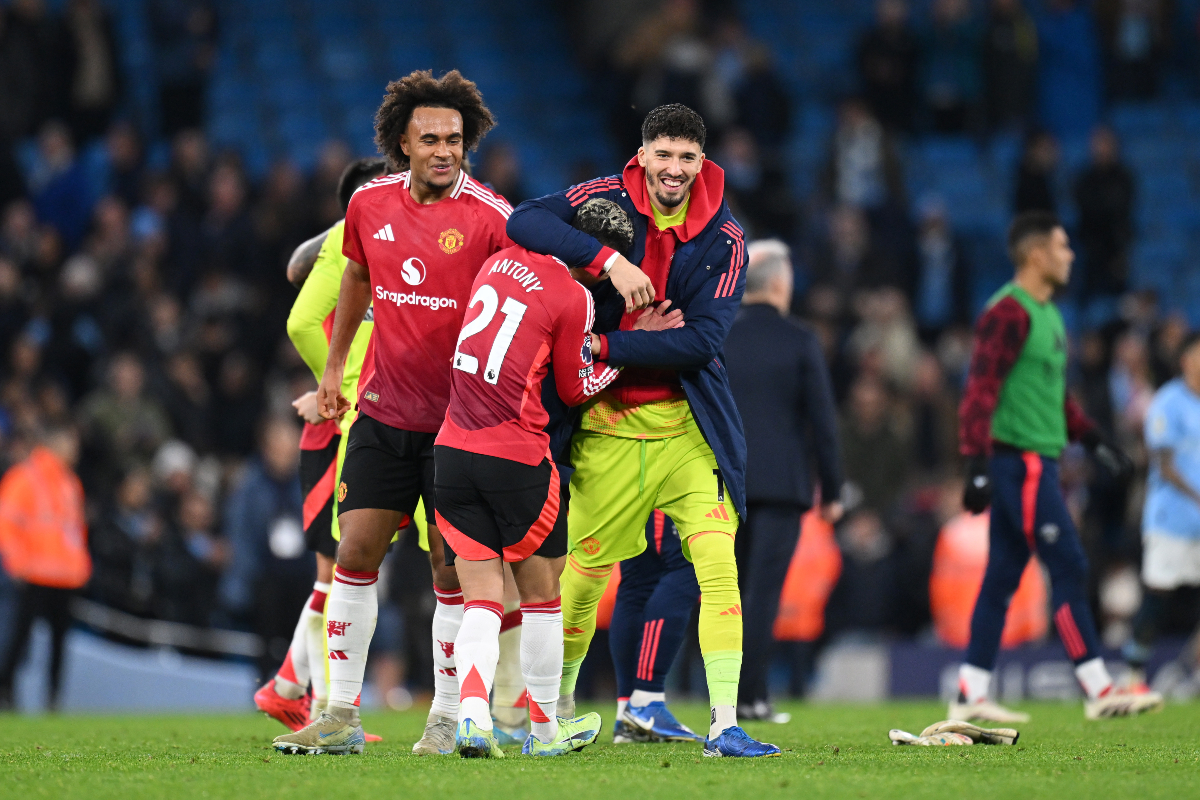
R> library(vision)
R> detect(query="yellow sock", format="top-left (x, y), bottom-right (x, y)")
top-left (689, 531), bottom-right (742, 707)
top-left (558, 556), bottom-right (613, 693)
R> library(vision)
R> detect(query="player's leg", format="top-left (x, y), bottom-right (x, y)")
top-left (621, 514), bottom-right (704, 742)
top-left (953, 449), bottom-right (1034, 721)
top-left (45, 587), bottom-right (73, 711)
top-left (736, 503), bottom-right (802, 721)
top-left (491, 565), bottom-right (529, 743)
top-left (1123, 531), bottom-right (1192, 686)
top-left (560, 431), bottom-right (656, 706)
top-left (0, 580), bottom-right (38, 708)
top-left (1032, 457), bottom-right (1163, 717)
top-left (609, 541), bottom-right (660, 741)
top-left (660, 423), bottom-right (778, 757)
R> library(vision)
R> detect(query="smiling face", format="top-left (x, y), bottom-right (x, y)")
top-left (637, 136), bottom-right (704, 213)
top-left (401, 106), bottom-right (464, 195)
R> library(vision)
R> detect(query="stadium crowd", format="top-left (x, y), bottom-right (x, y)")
top-left (1, 0), bottom-right (1198, 703)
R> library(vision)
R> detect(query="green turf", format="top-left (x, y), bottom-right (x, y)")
top-left (2, 701), bottom-right (1196, 799)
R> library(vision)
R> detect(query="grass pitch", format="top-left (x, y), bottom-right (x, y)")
top-left (3, 701), bottom-right (1196, 799)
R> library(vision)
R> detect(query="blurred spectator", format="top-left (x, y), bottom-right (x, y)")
top-left (826, 510), bottom-right (898, 633)
top-left (732, 42), bottom-right (791, 149)
top-left (309, 140), bottom-right (353, 228)
top-left (839, 374), bottom-right (910, 516)
top-left (149, 0), bottom-right (217, 136)
top-left (1075, 126), bottom-right (1135, 303)
top-left (28, 121), bottom-right (93, 249)
top-left (89, 465), bottom-right (163, 615)
top-left (1014, 129), bottom-right (1059, 214)
top-left (849, 287), bottom-right (922, 392)
top-left (0, 257), bottom-right (27, 362)
top-left (157, 489), bottom-right (226, 625)
top-left (477, 143), bottom-right (529, 206)
top-left (983, 0), bottom-right (1039, 130)
top-left (821, 98), bottom-right (905, 213)
top-left (78, 352), bottom-right (172, 483)
top-left (809, 204), bottom-right (905, 300)
top-left (252, 160), bottom-right (312, 283)
top-left (857, 0), bottom-right (920, 132)
top-left (920, 0), bottom-right (984, 133)
top-left (1096, 0), bottom-right (1173, 100)
top-left (723, 239), bottom-right (844, 717)
top-left (912, 195), bottom-right (971, 342)
top-left (909, 352), bottom-right (960, 475)
top-left (0, 425), bottom-right (90, 710)
top-left (1110, 331), bottom-right (1156, 445)
top-left (5, 0), bottom-right (72, 133)
top-left (64, 0), bottom-right (120, 141)
top-left (1037, 0), bottom-right (1103, 140)
top-left (160, 351), bottom-right (215, 454)
top-left (200, 164), bottom-right (255, 279)
top-left (213, 351), bottom-right (260, 457)
top-left (217, 417), bottom-right (309, 679)
top-left (718, 127), bottom-right (796, 239)
top-left (104, 122), bottom-right (143, 209)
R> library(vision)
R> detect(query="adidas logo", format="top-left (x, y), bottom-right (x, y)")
top-left (329, 650), bottom-right (349, 660)
top-left (372, 223), bottom-right (395, 241)
top-left (719, 604), bottom-right (742, 616)
top-left (704, 505), bottom-right (730, 521)
top-left (564, 626), bottom-right (585, 635)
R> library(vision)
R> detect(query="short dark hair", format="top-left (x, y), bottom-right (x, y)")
top-left (641, 103), bottom-right (706, 150)
top-left (374, 70), bottom-right (496, 172)
top-left (337, 157), bottom-right (387, 212)
top-left (572, 198), bottom-right (634, 254)
top-left (1007, 210), bottom-right (1062, 266)
top-left (1179, 331), bottom-right (1200, 363)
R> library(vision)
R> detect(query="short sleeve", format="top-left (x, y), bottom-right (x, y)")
top-left (342, 193), bottom-right (367, 265)
top-left (1145, 393), bottom-right (1178, 450)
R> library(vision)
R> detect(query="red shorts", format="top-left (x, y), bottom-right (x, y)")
top-left (433, 445), bottom-right (567, 563)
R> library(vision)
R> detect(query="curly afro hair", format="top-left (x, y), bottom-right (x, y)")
top-left (572, 198), bottom-right (634, 254)
top-left (374, 70), bottom-right (496, 172)
top-left (641, 103), bottom-right (706, 149)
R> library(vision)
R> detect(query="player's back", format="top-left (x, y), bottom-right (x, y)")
top-left (342, 170), bottom-right (512, 433)
top-left (436, 245), bottom-right (619, 467)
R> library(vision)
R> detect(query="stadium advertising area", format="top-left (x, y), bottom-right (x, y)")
top-left (1, 0), bottom-right (1198, 796)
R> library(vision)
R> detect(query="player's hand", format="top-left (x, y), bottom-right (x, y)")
top-left (962, 454), bottom-right (992, 514)
top-left (1083, 430), bottom-right (1134, 483)
top-left (316, 371), bottom-right (351, 421)
top-left (606, 256), bottom-right (654, 312)
top-left (631, 299), bottom-right (685, 332)
top-left (819, 501), bottom-right (844, 523)
top-left (291, 390), bottom-right (324, 425)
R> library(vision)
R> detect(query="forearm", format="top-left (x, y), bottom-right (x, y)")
top-left (507, 196), bottom-right (613, 274)
top-left (1160, 452), bottom-right (1200, 505)
top-left (324, 261), bottom-right (371, 381)
top-left (603, 324), bottom-right (723, 371)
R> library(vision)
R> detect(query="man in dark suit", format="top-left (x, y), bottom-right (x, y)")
top-left (724, 239), bottom-right (844, 720)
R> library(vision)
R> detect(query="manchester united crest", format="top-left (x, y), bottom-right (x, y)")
top-left (337, 481), bottom-right (348, 502)
top-left (438, 228), bottom-right (464, 254)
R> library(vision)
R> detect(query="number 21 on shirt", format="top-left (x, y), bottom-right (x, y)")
top-left (453, 285), bottom-right (526, 385)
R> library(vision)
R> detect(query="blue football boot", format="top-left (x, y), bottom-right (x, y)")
top-left (621, 701), bottom-right (704, 742)
top-left (702, 726), bottom-right (781, 758)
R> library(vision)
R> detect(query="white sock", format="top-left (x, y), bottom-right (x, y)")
top-left (616, 697), bottom-right (628, 720)
top-left (958, 663), bottom-right (992, 704)
top-left (326, 567), bottom-right (378, 709)
top-left (1076, 657), bottom-right (1114, 700)
top-left (492, 602), bottom-right (528, 730)
top-left (306, 582), bottom-right (331, 708)
top-left (432, 586), bottom-right (465, 719)
top-left (280, 599), bottom-right (312, 694)
top-left (630, 689), bottom-right (665, 707)
top-left (455, 601), bottom-right (503, 730)
top-left (521, 598), bottom-right (563, 744)
top-left (709, 705), bottom-right (736, 740)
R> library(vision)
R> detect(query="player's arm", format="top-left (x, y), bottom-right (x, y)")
top-left (1154, 448), bottom-right (1200, 506)
top-left (595, 234), bottom-right (746, 371)
top-left (286, 228), bottom-right (331, 288)
top-left (508, 186), bottom-right (653, 311)
top-left (285, 242), bottom-right (341, 381)
top-left (317, 257), bottom-right (370, 420)
top-left (957, 296), bottom-right (1028, 512)
top-left (549, 288), bottom-right (621, 407)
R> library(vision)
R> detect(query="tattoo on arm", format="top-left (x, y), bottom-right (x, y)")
top-left (287, 230), bottom-right (331, 287)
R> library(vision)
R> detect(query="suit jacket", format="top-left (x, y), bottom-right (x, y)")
top-left (724, 304), bottom-right (843, 508)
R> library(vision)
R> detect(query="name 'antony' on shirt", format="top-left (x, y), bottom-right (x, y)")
top-left (488, 258), bottom-right (543, 293)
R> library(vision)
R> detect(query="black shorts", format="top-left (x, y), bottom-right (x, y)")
top-left (300, 432), bottom-right (340, 559)
top-left (434, 445), bottom-right (568, 563)
top-left (338, 412), bottom-right (436, 525)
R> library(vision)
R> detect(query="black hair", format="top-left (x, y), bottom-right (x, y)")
top-left (374, 69), bottom-right (496, 172)
top-left (641, 103), bottom-right (706, 150)
top-left (1179, 331), bottom-right (1200, 363)
top-left (1007, 210), bottom-right (1062, 266)
top-left (337, 157), bottom-right (387, 212)
top-left (572, 198), bottom-right (634, 254)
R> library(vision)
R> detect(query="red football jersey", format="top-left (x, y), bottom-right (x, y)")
top-left (436, 245), bottom-right (621, 466)
top-left (342, 170), bottom-right (512, 432)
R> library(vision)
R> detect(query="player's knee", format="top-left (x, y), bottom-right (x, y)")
top-left (430, 560), bottom-right (459, 592)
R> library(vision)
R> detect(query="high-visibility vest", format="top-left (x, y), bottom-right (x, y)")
top-left (929, 511), bottom-right (1047, 649)
top-left (0, 447), bottom-right (91, 589)
top-left (773, 510), bottom-right (843, 642)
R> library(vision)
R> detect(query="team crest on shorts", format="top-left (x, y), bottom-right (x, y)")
top-left (579, 537), bottom-right (601, 555)
top-left (438, 228), bottom-right (464, 254)
top-left (337, 482), bottom-right (348, 502)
